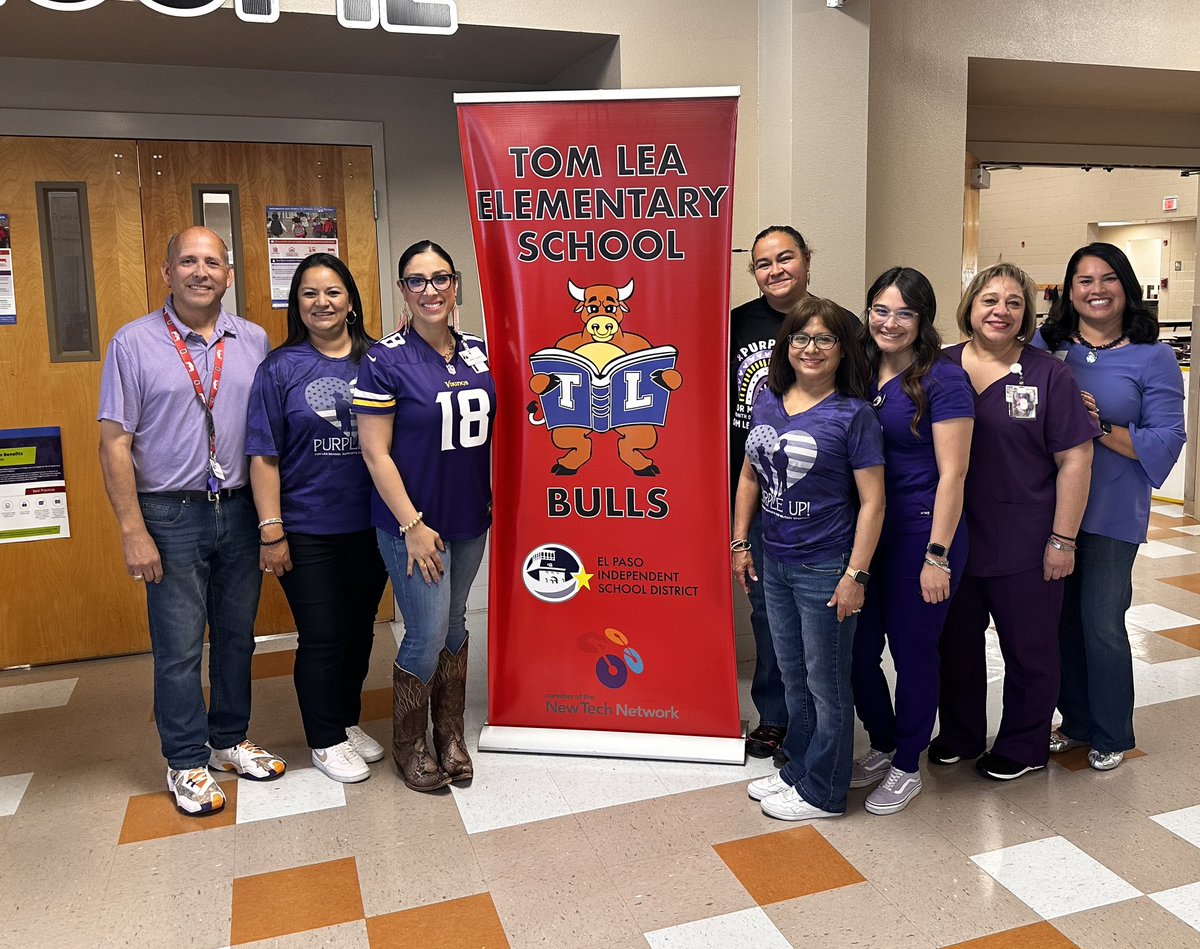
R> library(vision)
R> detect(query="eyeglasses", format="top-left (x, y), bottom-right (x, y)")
top-left (401, 273), bottom-right (456, 294)
top-left (787, 333), bottom-right (839, 351)
top-left (869, 305), bottom-right (919, 323)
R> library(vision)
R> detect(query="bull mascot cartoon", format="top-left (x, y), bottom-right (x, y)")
top-left (528, 279), bottom-right (682, 476)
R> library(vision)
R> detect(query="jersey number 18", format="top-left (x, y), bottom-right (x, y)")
top-left (435, 389), bottom-right (491, 451)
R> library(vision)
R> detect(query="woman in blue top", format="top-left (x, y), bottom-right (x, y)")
top-left (849, 268), bottom-right (974, 815)
top-left (1038, 243), bottom-right (1186, 771)
top-left (354, 240), bottom-right (495, 793)
top-left (247, 253), bottom-right (389, 784)
top-left (733, 297), bottom-right (885, 821)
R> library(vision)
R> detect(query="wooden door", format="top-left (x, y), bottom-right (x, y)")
top-left (137, 141), bottom-right (390, 636)
top-left (0, 137), bottom-right (150, 666)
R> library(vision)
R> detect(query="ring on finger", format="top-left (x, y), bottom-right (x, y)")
top-left (132, 574), bottom-right (144, 581)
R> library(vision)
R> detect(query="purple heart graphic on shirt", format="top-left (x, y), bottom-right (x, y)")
top-left (745, 424), bottom-right (818, 495)
top-left (305, 377), bottom-right (355, 433)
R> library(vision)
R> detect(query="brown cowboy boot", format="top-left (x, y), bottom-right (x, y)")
top-left (392, 663), bottom-right (450, 792)
top-left (431, 643), bottom-right (473, 781)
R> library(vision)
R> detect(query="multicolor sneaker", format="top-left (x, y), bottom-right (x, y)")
top-left (312, 741), bottom-right (370, 783)
top-left (850, 748), bottom-right (894, 788)
top-left (746, 724), bottom-right (786, 759)
top-left (167, 766), bottom-right (226, 815)
top-left (760, 785), bottom-right (840, 822)
top-left (865, 766), bottom-right (922, 815)
top-left (1088, 750), bottom-right (1125, 771)
top-left (346, 725), bottom-right (385, 763)
top-left (209, 739), bottom-right (286, 781)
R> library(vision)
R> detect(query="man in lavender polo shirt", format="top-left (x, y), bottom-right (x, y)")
top-left (99, 226), bottom-right (286, 816)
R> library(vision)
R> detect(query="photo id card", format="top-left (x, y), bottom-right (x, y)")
top-left (1006, 384), bottom-right (1038, 420)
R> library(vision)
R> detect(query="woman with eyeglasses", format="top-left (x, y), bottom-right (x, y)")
top-left (1037, 243), bottom-right (1185, 771)
top-left (353, 240), bottom-right (495, 792)
top-left (848, 268), bottom-right (974, 814)
top-left (931, 262), bottom-right (1096, 782)
top-left (247, 253), bottom-right (389, 784)
top-left (733, 297), bottom-right (885, 822)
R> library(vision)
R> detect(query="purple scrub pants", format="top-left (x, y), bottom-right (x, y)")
top-left (935, 565), bottom-right (1064, 767)
top-left (851, 528), bottom-right (966, 773)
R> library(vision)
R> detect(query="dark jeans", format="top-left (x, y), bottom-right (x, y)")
top-left (277, 529), bottom-right (389, 749)
top-left (763, 552), bottom-right (855, 814)
top-left (140, 491), bottom-right (261, 770)
top-left (746, 511), bottom-right (788, 728)
top-left (1057, 531), bottom-right (1138, 753)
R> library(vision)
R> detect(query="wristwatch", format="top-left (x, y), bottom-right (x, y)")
top-left (926, 542), bottom-right (948, 558)
top-left (846, 567), bottom-right (870, 586)
top-left (1098, 419), bottom-right (1113, 437)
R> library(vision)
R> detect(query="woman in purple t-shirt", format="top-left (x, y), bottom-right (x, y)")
top-left (733, 298), bottom-right (885, 821)
top-left (849, 267), bottom-right (974, 815)
top-left (1038, 243), bottom-right (1186, 771)
top-left (247, 253), bottom-right (389, 785)
top-left (931, 263), bottom-right (1096, 782)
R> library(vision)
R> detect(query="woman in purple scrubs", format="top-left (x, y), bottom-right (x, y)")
top-left (931, 262), bottom-right (1096, 781)
top-left (1038, 243), bottom-right (1185, 771)
top-left (849, 268), bottom-right (974, 814)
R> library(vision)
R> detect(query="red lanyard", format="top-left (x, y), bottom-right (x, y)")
top-left (164, 309), bottom-right (224, 489)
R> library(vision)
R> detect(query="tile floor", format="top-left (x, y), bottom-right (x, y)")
top-left (5, 506), bottom-right (1200, 947)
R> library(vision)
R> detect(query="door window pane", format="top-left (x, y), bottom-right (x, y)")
top-left (36, 184), bottom-right (100, 362)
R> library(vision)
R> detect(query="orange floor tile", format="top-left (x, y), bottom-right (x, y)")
top-left (946, 921), bottom-right (1081, 948)
top-left (366, 892), bottom-right (510, 949)
top-left (251, 649), bottom-right (296, 679)
top-left (118, 778), bottom-right (238, 844)
top-left (1052, 746), bottom-right (1146, 772)
top-left (230, 856), bottom-right (364, 945)
top-left (1160, 624), bottom-right (1200, 649)
top-left (714, 825), bottom-right (864, 905)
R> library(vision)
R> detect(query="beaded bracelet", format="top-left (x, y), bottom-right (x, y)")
top-left (399, 513), bottom-right (424, 534)
top-left (923, 556), bottom-right (951, 575)
top-left (730, 539), bottom-right (752, 552)
top-left (260, 533), bottom-right (288, 547)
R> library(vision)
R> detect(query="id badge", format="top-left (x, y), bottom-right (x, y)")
top-left (209, 456), bottom-right (227, 481)
top-left (1006, 384), bottom-right (1038, 420)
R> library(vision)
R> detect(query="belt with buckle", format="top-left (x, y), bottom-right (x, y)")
top-left (146, 487), bottom-right (246, 503)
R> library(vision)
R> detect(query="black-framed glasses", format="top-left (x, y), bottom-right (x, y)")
top-left (401, 272), bottom-right (456, 294)
top-left (869, 305), bottom-right (919, 323)
top-left (787, 333), bottom-right (839, 351)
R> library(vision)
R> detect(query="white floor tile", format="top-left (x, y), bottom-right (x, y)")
top-left (544, 754), bottom-right (671, 812)
top-left (648, 755), bottom-right (776, 795)
top-left (233, 767), bottom-right (346, 824)
top-left (1152, 504), bottom-right (1187, 518)
top-left (252, 633), bottom-right (298, 654)
top-left (0, 678), bottom-right (77, 714)
top-left (1138, 541), bottom-right (1196, 559)
top-left (1152, 803), bottom-right (1200, 847)
top-left (644, 906), bottom-right (792, 949)
top-left (1127, 604), bottom-right (1200, 633)
top-left (450, 757), bottom-right (572, 834)
top-left (970, 836), bottom-right (1141, 919)
top-left (1171, 525), bottom-right (1200, 536)
top-left (1132, 659), bottom-right (1200, 707)
top-left (0, 772), bottom-right (34, 816)
top-left (1150, 881), bottom-right (1200, 933)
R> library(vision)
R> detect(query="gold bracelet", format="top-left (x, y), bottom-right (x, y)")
top-left (399, 512), bottom-right (424, 534)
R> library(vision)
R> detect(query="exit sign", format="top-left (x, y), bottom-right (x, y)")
top-left (1163, 196), bottom-right (1180, 212)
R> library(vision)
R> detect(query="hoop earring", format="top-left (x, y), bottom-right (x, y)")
top-left (346, 310), bottom-right (358, 326)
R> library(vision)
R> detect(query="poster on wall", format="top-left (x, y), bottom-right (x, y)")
top-left (265, 206), bottom-right (338, 308)
top-left (0, 214), bottom-right (15, 326)
top-left (457, 88), bottom-right (743, 763)
top-left (0, 427), bottom-right (71, 544)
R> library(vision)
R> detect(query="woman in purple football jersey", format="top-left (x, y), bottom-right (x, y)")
top-left (354, 241), bottom-right (495, 792)
top-left (247, 253), bottom-right (389, 785)
top-left (732, 297), bottom-right (885, 822)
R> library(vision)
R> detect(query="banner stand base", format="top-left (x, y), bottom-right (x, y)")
top-left (477, 723), bottom-right (746, 765)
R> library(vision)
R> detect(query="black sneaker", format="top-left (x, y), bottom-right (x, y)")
top-left (927, 742), bottom-right (964, 766)
top-left (975, 751), bottom-right (1044, 781)
top-left (746, 724), bottom-right (786, 759)
top-left (772, 748), bottom-right (789, 769)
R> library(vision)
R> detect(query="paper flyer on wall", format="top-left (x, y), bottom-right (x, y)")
top-left (0, 213), bottom-right (15, 325)
top-left (265, 206), bottom-right (338, 308)
top-left (0, 427), bottom-right (70, 544)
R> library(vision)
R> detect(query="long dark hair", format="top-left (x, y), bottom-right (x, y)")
top-left (281, 253), bottom-right (374, 360)
top-left (862, 267), bottom-right (944, 438)
top-left (767, 297), bottom-right (869, 400)
top-left (397, 239), bottom-right (456, 280)
top-left (1041, 242), bottom-right (1159, 348)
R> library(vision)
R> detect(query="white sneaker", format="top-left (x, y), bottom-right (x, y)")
top-left (312, 741), bottom-right (370, 783)
top-left (849, 747), bottom-right (894, 788)
top-left (747, 770), bottom-right (791, 801)
top-left (166, 765), bottom-right (226, 815)
top-left (864, 766), bottom-right (922, 815)
top-left (209, 739), bottom-right (286, 780)
top-left (760, 785), bottom-right (841, 822)
top-left (346, 725), bottom-right (385, 763)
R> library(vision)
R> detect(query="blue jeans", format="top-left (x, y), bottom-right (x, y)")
top-left (139, 492), bottom-right (261, 770)
top-left (376, 529), bottom-right (488, 682)
top-left (1057, 530), bottom-right (1139, 753)
top-left (763, 552), bottom-right (855, 814)
top-left (746, 512), bottom-right (788, 729)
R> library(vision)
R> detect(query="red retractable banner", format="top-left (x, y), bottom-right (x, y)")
top-left (457, 88), bottom-right (742, 762)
